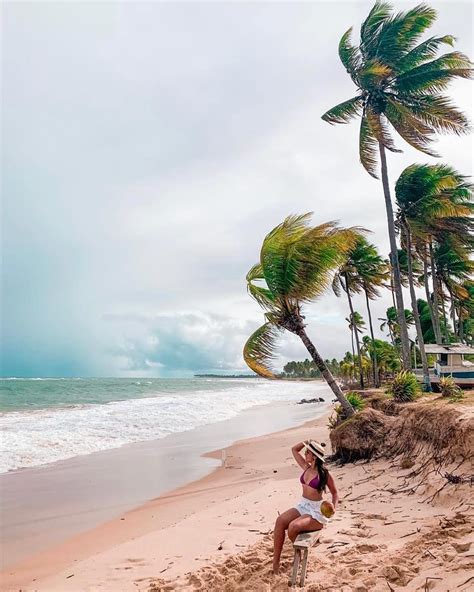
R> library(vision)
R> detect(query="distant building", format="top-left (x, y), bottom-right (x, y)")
top-left (422, 344), bottom-right (474, 388)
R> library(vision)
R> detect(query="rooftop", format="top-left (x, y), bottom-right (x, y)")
top-left (424, 343), bottom-right (474, 355)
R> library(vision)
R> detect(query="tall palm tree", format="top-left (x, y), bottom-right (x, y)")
top-left (345, 315), bottom-right (356, 367)
top-left (351, 238), bottom-right (389, 388)
top-left (243, 214), bottom-right (361, 417)
top-left (395, 163), bottom-right (473, 345)
top-left (333, 253), bottom-right (368, 388)
top-left (322, 0), bottom-right (472, 370)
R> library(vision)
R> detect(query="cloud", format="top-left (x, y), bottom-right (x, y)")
top-left (105, 311), bottom-right (256, 376)
top-left (2, 0), bottom-right (472, 376)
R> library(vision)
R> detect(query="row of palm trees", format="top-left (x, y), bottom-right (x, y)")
top-left (242, 1), bottom-right (472, 416)
top-left (322, 0), bottom-right (472, 373)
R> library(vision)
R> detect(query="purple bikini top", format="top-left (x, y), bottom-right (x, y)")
top-left (300, 468), bottom-right (320, 490)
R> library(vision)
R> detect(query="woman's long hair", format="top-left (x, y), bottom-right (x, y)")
top-left (315, 457), bottom-right (329, 492)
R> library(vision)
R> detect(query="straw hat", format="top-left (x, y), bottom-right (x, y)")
top-left (305, 440), bottom-right (326, 461)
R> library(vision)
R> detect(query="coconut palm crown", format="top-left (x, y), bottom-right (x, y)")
top-left (322, 1), bottom-right (472, 177)
top-left (244, 213), bottom-right (363, 417)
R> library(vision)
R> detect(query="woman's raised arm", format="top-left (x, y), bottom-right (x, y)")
top-left (291, 441), bottom-right (308, 470)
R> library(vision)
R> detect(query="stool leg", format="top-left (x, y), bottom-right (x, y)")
top-left (299, 549), bottom-right (309, 587)
top-left (290, 548), bottom-right (301, 587)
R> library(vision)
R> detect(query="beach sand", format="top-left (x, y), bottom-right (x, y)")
top-left (2, 399), bottom-right (473, 592)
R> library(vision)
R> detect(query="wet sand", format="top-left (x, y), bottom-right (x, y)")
top-left (0, 396), bottom-right (330, 569)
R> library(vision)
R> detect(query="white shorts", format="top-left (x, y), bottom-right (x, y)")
top-left (294, 497), bottom-right (329, 525)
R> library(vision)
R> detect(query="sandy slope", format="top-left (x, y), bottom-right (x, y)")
top-left (2, 401), bottom-right (472, 592)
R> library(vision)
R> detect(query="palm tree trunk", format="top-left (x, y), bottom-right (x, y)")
top-left (448, 288), bottom-right (457, 339)
top-left (296, 327), bottom-right (355, 417)
top-left (429, 241), bottom-right (443, 344)
top-left (389, 268), bottom-right (396, 309)
top-left (459, 309), bottom-right (465, 343)
top-left (439, 288), bottom-right (450, 343)
top-left (344, 274), bottom-right (364, 389)
top-left (350, 326), bottom-right (356, 379)
top-left (404, 226), bottom-right (431, 391)
top-left (364, 288), bottom-right (379, 388)
top-left (378, 142), bottom-right (411, 370)
top-left (422, 254), bottom-right (441, 343)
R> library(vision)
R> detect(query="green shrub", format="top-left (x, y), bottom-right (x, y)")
top-left (346, 391), bottom-right (365, 412)
top-left (328, 391), bottom-right (365, 429)
top-left (386, 371), bottom-right (420, 402)
top-left (439, 376), bottom-right (462, 399)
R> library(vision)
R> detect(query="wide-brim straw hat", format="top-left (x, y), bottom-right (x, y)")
top-left (305, 440), bottom-right (326, 461)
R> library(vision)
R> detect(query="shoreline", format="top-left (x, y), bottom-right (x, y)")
top-left (3, 397), bottom-right (472, 592)
top-left (1, 404), bottom-right (331, 591)
top-left (0, 395), bottom-right (330, 573)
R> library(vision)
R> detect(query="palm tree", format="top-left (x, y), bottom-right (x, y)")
top-left (417, 298), bottom-right (436, 343)
top-left (379, 306), bottom-right (398, 346)
top-left (345, 311), bottom-right (367, 387)
top-left (395, 163), bottom-right (473, 345)
top-left (434, 235), bottom-right (473, 341)
top-left (333, 252), bottom-right (368, 388)
top-left (351, 238), bottom-right (389, 387)
top-left (380, 306), bottom-right (414, 348)
top-left (243, 213), bottom-right (361, 417)
top-left (345, 315), bottom-right (356, 366)
top-left (322, 0), bottom-right (472, 370)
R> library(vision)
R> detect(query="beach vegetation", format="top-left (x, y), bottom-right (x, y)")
top-left (387, 370), bottom-right (421, 401)
top-left (439, 376), bottom-right (463, 400)
top-left (322, 0), bottom-right (472, 370)
top-left (243, 213), bottom-right (363, 417)
top-left (328, 390), bottom-right (366, 429)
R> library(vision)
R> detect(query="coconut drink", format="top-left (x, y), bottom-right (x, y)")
top-left (320, 500), bottom-right (335, 519)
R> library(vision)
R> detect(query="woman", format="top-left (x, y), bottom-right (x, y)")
top-left (272, 440), bottom-right (339, 575)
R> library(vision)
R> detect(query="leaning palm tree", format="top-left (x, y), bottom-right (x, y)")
top-left (243, 213), bottom-right (361, 417)
top-left (322, 0), bottom-right (472, 370)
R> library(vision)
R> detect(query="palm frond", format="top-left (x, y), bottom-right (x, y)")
top-left (260, 213), bottom-right (313, 299)
top-left (322, 95), bottom-right (363, 125)
top-left (242, 322), bottom-right (280, 378)
top-left (366, 107), bottom-right (401, 152)
top-left (374, 4), bottom-right (437, 66)
top-left (384, 97), bottom-right (438, 156)
top-left (359, 112), bottom-right (379, 178)
top-left (292, 224), bottom-right (364, 302)
top-left (360, 1), bottom-right (392, 58)
top-left (395, 51), bottom-right (473, 94)
top-left (332, 273), bottom-right (342, 297)
top-left (358, 59), bottom-right (392, 86)
top-left (338, 27), bottom-right (362, 81)
top-left (395, 35), bottom-right (455, 74)
top-left (395, 94), bottom-right (470, 135)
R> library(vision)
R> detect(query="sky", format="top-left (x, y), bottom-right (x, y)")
top-left (2, 0), bottom-right (473, 377)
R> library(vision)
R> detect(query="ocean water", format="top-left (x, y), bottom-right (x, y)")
top-left (0, 377), bottom-right (328, 473)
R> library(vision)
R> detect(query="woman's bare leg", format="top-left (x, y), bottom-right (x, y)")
top-left (287, 515), bottom-right (323, 543)
top-left (272, 508), bottom-right (300, 574)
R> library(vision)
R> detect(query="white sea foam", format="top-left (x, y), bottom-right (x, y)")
top-left (0, 381), bottom-right (329, 473)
